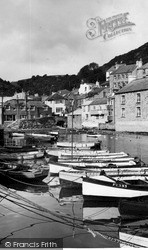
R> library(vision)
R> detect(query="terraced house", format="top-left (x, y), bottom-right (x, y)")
top-left (3, 99), bottom-right (51, 125)
top-left (108, 60), bottom-right (143, 123)
top-left (115, 77), bottom-right (148, 132)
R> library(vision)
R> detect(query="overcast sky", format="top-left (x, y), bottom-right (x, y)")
top-left (0, 0), bottom-right (148, 81)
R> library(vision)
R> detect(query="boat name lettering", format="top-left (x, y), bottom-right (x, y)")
top-left (112, 183), bottom-right (127, 188)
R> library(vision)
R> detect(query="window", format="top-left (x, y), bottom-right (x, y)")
top-left (114, 83), bottom-right (117, 89)
top-left (56, 107), bottom-right (63, 113)
top-left (121, 95), bottom-right (125, 105)
top-left (86, 114), bottom-right (88, 119)
top-left (103, 91), bottom-right (106, 98)
top-left (21, 106), bottom-right (25, 110)
top-left (44, 106), bottom-right (48, 111)
top-left (30, 105), bottom-right (35, 111)
top-left (5, 105), bottom-right (10, 110)
top-left (137, 93), bottom-right (141, 104)
top-left (55, 100), bottom-right (63, 104)
top-left (121, 108), bottom-right (125, 117)
top-left (20, 115), bottom-right (26, 119)
top-left (137, 107), bottom-right (141, 117)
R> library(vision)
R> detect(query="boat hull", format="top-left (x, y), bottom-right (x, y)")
top-left (82, 176), bottom-right (148, 199)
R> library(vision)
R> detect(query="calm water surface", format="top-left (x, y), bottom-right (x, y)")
top-left (1, 132), bottom-right (148, 248)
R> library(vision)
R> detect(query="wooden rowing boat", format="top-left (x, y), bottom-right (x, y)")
top-left (0, 150), bottom-right (45, 161)
top-left (0, 161), bottom-right (49, 182)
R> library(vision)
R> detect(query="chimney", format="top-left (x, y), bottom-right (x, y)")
top-left (115, 62), bottom-right (119, 69)
top-left (136, 58), bottom-right (143, 68)
top-left (96, 81), bottom-right (100, 87)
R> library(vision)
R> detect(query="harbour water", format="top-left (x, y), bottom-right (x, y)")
top-left (1, 131), bottom-right (148, 248)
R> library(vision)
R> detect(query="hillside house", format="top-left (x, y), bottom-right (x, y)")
top-left (45, 93), bottom-right (68, 116)
top-left (78, 82), bottom-right (95, 95)
top-left (3, 99), bottom-right (51, 125)
top-left (81, 97), bottom-right (108, 128)
top-left (115, 77), bottom-right (148, 132)
top-left (108, 60), bottom-right (142, 124)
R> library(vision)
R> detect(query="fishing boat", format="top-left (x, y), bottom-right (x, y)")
top-left (0, 161), bottom-right (49, 182)
top-left (0, 150), bottom-right (45, 161)
top-left (59, 167), bottom-right (148, 187)
top-left (82, 175), bottom-right (148, 199)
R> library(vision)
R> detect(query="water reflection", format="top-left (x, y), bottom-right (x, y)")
top-left (0, 180), bottom-right (49, 194)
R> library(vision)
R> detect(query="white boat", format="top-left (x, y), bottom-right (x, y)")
top-left (49, 161), bottom-right (73, 175)
top-left (0, 150), bottom-right (45, 161)
top-left (59, 159), bottom-right (136, 168)
top-left (47, 149), bottom-right (108, 158)
top-left (56, 141), bottom-right (100, 149)
top-left (60, 151), bottom-right (128, 158)
top-left (59, 167), bottom-right (148, 186)
top-left (87, 134), bottom-right (102, 138)
top-left (119, 231), bottom-right (148, 248)
top-left (119, 218), bottom-right (148, 248)
top-left (82, 175), bottom-right (148, 199)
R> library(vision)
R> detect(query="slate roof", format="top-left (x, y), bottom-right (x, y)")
top-left (45, 93), bottom-right (67, 101)
top-left (107, 65), bottom-right (117, 72)
top-left (115, 78), bottom-right (148, 95)
top-left (141, 63), bottom-right (148, 69)
top-left (4, 99), bottom-right (48, 108)
top-left (89, 98), bottom-right (107, 106)
top-left (57, 89), bottom-right (70, 96)
top-left (110, 64), bottom-right (137, 75)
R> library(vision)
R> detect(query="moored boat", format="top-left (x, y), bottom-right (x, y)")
top-left (82, 175), bottom-right (148, 199)
top-left (59, 167), bottom-right (148, 187)
top-left (0, 150), bottom-right (45, 161)
top-left (59, 151), bottom-right (128, 159)
top-left (49, 161), bottom-right (73, 175)
top-left (56, 141), bottom-right (102, 149)
top-left (0, 161), bottom-right (49, 182)
top-left (119, 218), bottom-right (148, 248)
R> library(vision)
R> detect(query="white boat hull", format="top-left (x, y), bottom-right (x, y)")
top-left (49, 162), bottom-right (72, 175)
top-left (82, 175), bottom-right (148, 199)
top-left (119, 232), bottom-right (148, 248)
top-left (59, 168), bottom-right (148, 186)
top-left (56, 142), bottom-right (96, 148)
